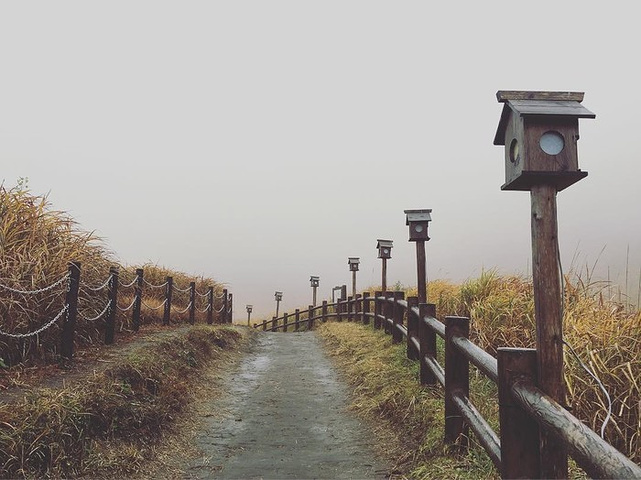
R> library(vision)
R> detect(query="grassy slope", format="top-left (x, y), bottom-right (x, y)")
top-left (0, 325), bottom-right (250, 479)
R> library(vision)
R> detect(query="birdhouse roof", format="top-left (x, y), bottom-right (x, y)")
top-left (404, 209), bottom-right (432, 225)
top-left (493, 90), bottom-right (596, 146)
top-left (348, 257), bottom-right (360, 264)
top-left (376, 239), bottom-right (393, 249)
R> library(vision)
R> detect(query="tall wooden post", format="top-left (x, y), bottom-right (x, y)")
top-left (531, 184), bottom-right (567, 477)
top-left (312, 285), bottom-right (317, 307)
top-left (188, 281), bottom-right (196, 325)
top-left (222, 289), bottom-right (228, 324)
top-left (132, 268), bottom-right (143, 332)
top-left (227, 293), bottom-right (233, 323)
top-left (207, 287), bottom-right (214, 325)
top-left (61, 262), bottom-right (80, 360)
top-left (444, 316), bottom-right (469, 448)
top-left (381, 258), bottom-right (387, 293)
top-left (163, 276), bottom-right (173, 325)
top-left (352, 270), bottom-right (357, 298)
top-left (416, 241), bottom-right (427, 304)
top-left (105, 266), bottom-right (119, 345)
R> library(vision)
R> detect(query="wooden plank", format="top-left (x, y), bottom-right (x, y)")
top-left (497, 90), bottom-right (584, 102)
top-left (508, 100), bottom-right (595, 118)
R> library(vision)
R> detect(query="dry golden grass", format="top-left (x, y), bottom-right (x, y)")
top-left (0, 184), bottom-right (224, 366)
top-left (0, 325), bottom-right (247, 479)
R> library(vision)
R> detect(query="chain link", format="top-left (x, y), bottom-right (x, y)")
top-left (197, 303), bottom-right (211, 313)
top-left (215, 291), bottom-right (226, 299)
top-left (196, 289), bottom-right (210, 298)
top-left (81, 274), bottom-right (113, 292)
top-left (141, 299), bottom-right (167, 310)
top-left (0, 272), bottom-right (70, 296)
top-left (117, 296), bottom-right (137, 312)
top-left (119, 274), bottom-right (139, 288)
top-left (0, 304), bottom-right (69, 338)
top-left (173, 301), bottom-right (193, 314)
top-left (172, 284), bottom-right (192, 293)
top-left (142, 278), bottom-right (168, 289)
top-left (79, 300), bottom-right (112, 322)
top-left (215, 304), bottom-right (225, 313)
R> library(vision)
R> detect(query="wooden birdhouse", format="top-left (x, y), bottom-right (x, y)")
top-left (376, 239), bottom-right (393, 259)
top-left (348, 257), bottom-right (360, 272)
top-left (310, 276), bottom-right (320, 287)
top-left (493, 91), bottom-right (595, 191)
top-left (404, 209), bottom-right (432, 242)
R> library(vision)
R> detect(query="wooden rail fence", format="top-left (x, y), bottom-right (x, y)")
top-left (254, 296), bottom-right (641, 479)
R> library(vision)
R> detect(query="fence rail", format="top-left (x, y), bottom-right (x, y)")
top-left (1, 262), bottom-right (233, 361)
top-left (254, 294), bottom-right (641, 479)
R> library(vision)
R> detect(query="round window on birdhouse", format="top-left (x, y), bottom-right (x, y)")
top-left (540, 131), bottom-right (565, 155)
top-left (509, 138), bottom-right (520, 165)
top-left (414, 225), bottom-right (423, 233)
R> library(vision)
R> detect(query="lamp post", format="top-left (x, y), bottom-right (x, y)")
top-left (348, 257), bottom-right (360, 297)
top-left (376, 239), bottom-right (393, 293)
top-left (274, 291), bottom-right (283, 317)
top-left (404, 209), bottom-right (432, 304)
top-left (310, 276), bottom-right (319, 306)
top-left (246, 304), bottom-right (253, 326)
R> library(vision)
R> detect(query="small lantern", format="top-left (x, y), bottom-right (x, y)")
top-left (310, 276), bottom-right (320, 287)
top-left (246, 305), bottom-right (253, 313)
top-left (376, 239), bottom-right (393, 259)
top-left (404, 209), bottom-right (432, 242)
top-left (274, 291), bottom-right (283, 301)
top-left (493, 90), bottom-right (595, 191)
top-left (348, 257), bottom-right (360, 272)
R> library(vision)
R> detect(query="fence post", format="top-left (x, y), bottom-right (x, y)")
top-left (207, 286), bottom-right (214, 324)
top-left (407, 296), bottom-right (419, 360)
top-left (392, 291), bottom-right (405, 343)
top-left (355, 293), bottom-right (362, 322)
top-left (283, 312), bottom-right (288, 332)
top-left (105, 266), bottom-right (119, 345)
top-left (362, 292), bottom-right (370, 325)
top-left (347, 296), bottom-right (353, 322)
top-left (132, 268), bottom-right (143, 332)
top-left (61, 261), bottom-right (81, 360)
top-left (498, 347), bottom-right (540, 479)
top-left (445, 316), bottom-right (470, 448)
top-left (227, 293), bottom-right (233, 323)
top-left (222, 289), bottom-right (228, 324)
top-left (308, 304), bottom-right (314, 330)
top-left (374, 291), bottom-right (382, 329)
top-left (384, 291), bottom-right (394, 335)
top-left (419, 303), bottom-right (437, 385)
top-left (163, 276), bottom-right (173, 325)
top-left (271, 316), bottom-right (277, 332)
top-left (188, 281), bottom-right (196, 325)
top-left (295, 309), bottom-right (300, 331)
top-left (262, 318), bottom-right (267, 331)
top-left (322, 301), bottom-right (327, 322)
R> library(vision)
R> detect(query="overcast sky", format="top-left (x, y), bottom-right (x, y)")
top-left (1, 2), bottom-right (640, 320)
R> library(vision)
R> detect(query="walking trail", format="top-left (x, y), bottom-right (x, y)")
top-left (183, 331), bottom-right (390, 479)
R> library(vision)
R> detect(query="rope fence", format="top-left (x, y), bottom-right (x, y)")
top-left (0, 263), bottom-right (233, 362)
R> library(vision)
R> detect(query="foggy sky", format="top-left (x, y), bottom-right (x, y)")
top-left (1, 2), bottom-right (640, 320)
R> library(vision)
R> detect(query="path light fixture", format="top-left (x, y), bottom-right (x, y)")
top-left (376, 239), bottom-right (393, 293)
top-left (274, 291), bottom-right (283, 317)
top-left (246, 304), bottom-right (253, 326)
top-left (404, 209), bottom-right (432, 304)
top-left (494, 89), bottom-right (595, 479)
top-left (310, 276), bottom-right (320, 306)
top-left (347, 257), bottom-right (359, 296)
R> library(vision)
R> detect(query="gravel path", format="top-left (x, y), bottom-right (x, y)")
top-left (184, 331), bottom-right (389, 479)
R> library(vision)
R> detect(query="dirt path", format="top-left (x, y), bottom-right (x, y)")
top-left (183, 331), bottom-right (390, 479)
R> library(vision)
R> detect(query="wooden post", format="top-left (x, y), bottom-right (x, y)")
top-left (498, 348), bottom-right (540, 479)
top-left (374, 290), bottom-right (382, 329)
top-left (294, 309), bottom-right (300, 331)
top-left (384, 291), bottom-right (394, 335)
top-left (271, 316), bottom-right (277, 332)
top-left (381, 258), bottom-right (388, 293)
top-left (61, 262), bottom-right (80, 360)
top-left (163, 276), bottom-right (173, 326)
top-left (222, 289), bottom-right (228, 324)
top-left (362, 292), bottom-right (370, 325)
top-left (321, 301), bottom-right (327, 322)
top-left (132, 268), bottom-right (143, 332)
top-left (445, 316), bottom-right (470, 447)
top-left (308, 305), bottom-right (314, 330)
top-left (347, 296), bottom-right (353, 322)
top-left (416, 241), bottom-right (427, 304)
top-left (407, 296), bottom-right (419, 360)
top-left (105, 266), bottom-right (119, 345)
top-left (419, 303), bottom-right (437, 385)
top-left (262, 319), bottom-right (267, 331)
top-left (207, 286), bottom-right (214, 325)
top-left (312, 285), bottom-right (317, 307)
top-left (227, 293), bottom-right (233, 323)
top-left (531, 184), bottom-right (568, 478)
top-left (188, 282), bottom-right (196, 325)
top-left (352, 270), bottom-right (357, 298)
top-left (283, 312), bottom-right (288, 332)
top-left (393, 291), bottom-right (405, 343)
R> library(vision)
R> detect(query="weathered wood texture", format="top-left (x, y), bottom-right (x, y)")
top-left (105, 266), bottom-right (118, 345)
top-left (445, 316), bottom-right (469, 447)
